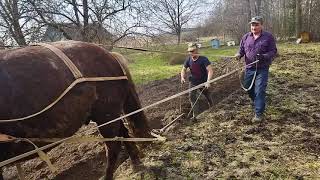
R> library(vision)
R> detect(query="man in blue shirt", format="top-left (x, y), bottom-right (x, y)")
top-left (181, 43), bottom-right (213, 120)
top-left (236, 16), bottom-right (277, 123)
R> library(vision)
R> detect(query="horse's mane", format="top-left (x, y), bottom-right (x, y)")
top-left (110, 52), bottom-right (134, 85)
top-left (109, 52), bottom-right (151, 138)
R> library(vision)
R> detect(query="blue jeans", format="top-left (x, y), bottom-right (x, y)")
top-left (243, 67), bottom-right (269, 117)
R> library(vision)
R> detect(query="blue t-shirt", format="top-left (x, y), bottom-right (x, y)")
top-left (184, 56), bottom-right (211, 85)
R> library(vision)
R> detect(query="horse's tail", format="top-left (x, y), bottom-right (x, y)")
top-left (110, 52), bottom-right (151, 138)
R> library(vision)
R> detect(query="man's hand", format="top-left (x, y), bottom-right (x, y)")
top-left (205, 82), bottom-right (210, 89)
top-left (235, 53), bottom-right (241, 60)
top-left (181, 78), bottom-right (186, 84)
top-left (256, 54), bottom-right (266, 60)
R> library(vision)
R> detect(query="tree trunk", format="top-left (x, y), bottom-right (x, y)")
top-left (307, 0), bottom-right (312, 32)
top-left (295, 0), bottom-right (302, 38)
top-left (82, 0), bottom-right (89, 42)
top-left (177, 0), bottom-right (181, 44)
top-left (11, 0), bottom-right (26, 45)
top-left (282, 0), bottom-right (287, 38)
top-left (255, 0), bottom-right (262, 16)
top-left (247, 0), bottom-right (251, 22)
top-left (278, 0), bottom-right (281, 37)
top-left (177, 31), bottom-right (181, 44)
top-left (263, 1), bottom-right (270, 31)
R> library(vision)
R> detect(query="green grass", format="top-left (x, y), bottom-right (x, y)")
top-left (117, 41), bottom-right (320, 85)
top-left (115, 42), bottom-right (239, 84)
top-left (201, 46), bottom-right (238, 61)
top-left (126, 53), bottom-right (181, 84)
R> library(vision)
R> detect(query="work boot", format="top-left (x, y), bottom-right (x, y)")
top-left (192, 110), bottom-right (199, 119)
top-left (191, 116), bottom-right (198, 123)
top-left (208, 98), bottom-right (213, 107)
top-left (251, 115), bottom-right (263, 123)
top-left (203, 91), bottom-right (213, 107)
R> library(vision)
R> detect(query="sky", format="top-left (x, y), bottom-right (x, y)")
top-left (0, 0), bottom-right (218, 44)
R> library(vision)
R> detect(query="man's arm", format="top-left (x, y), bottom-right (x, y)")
top-left (236, 36), bottom-right (246, 59)
top-left (205, 64), bottom-right (213, 88)
top-left (181, 67), bottom-right (187, 83)
top-left (181, 58), bottom-right (189, 83)
top-left (265, 35), bottom-right (277, 60)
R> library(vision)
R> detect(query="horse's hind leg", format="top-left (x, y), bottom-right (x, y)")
top-left (0, 168), bottom-right (3, 180)
top-left (92, 105), bottom-right (122, 180)
top-left (97, 122), bottom-right (122, 180)
top-left (104, 141), bottom-right (121, 180)
top-left (16, 163), bottom-right (26, 180)
top-left (119, 122), bottom-right (143, 171)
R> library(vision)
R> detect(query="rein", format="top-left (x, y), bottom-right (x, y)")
top-left (0, 43), bottom-right (236, 58)
top-left (239, 59), bottom-right (260, 91)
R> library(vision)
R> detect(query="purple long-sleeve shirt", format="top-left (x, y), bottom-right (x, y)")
top-left (238, 31), bottom-right (277, 68)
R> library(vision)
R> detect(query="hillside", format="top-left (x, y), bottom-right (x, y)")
top-left (3, 43), bottom-right (320, 180)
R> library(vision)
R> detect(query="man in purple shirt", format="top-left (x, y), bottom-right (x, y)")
top-left (236, 16), bottom-right (277, 123)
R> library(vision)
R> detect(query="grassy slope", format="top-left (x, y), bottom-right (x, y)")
top-left (115, 45), bottom-right (238, 84)
top-left (122, 43), bottom-right (313, 85)
top-left (127, 53), bottom-right (181, 84)
top-left (115, 43), bottom-right (320, 179)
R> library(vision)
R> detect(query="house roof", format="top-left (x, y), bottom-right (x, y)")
top-left (42, 23), bottom-right (113, 43)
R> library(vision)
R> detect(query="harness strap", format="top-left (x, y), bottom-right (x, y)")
top-left (37, 43), bottom-right (83, 79)
top-left (0, 76), bottom-right (127, 123)
top-left (0, 132), bottom-right (164, 171)
top-left (0, 44), bottom-right (129, 123)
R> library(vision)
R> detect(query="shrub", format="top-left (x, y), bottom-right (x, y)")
top-left (167, 53), bottom-right (188, 65)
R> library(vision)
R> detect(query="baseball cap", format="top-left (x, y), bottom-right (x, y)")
top-left (249, 16), bottom-right (263, 24)
top-left (187, 43), bottom-right (199, 52)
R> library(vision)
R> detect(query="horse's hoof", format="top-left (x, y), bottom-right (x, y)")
top-left (98, 175), bottom-right (110, 180)
top-left (98, 175), bottom-right (105, 180)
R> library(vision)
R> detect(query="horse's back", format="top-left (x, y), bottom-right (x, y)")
top-left (0, 41), bottom-right (124, 137)
top-left (0, 45), bottom-right (73, 120)
top-left (50, 41), bottom-right (125, 78)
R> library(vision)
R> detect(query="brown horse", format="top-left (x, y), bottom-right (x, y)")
top-left (0, 41), bottom-right (151, 180)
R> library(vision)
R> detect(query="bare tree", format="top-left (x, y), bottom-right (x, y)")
top-left (247, 0), bottom-right (252, 22)
top-left (295, 0), bottom-right (302, 37)
top-left (196, 0), bottom-right (320, 41)
top-left (147, 0), bottom-right (208, 44)
top-left (281, 0), bottom-right (287, 38)
top-left (0, 0), bottom-right (38, 45)
top-left (28, 0), bottom-right (146, 45)
top-left (254, 0), bottom-right (262, 16)
top-left (1, 0), bottom-right (320, 45)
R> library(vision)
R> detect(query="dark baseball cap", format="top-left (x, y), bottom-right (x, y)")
top-left (249, 16), bottom-right (263, 24)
